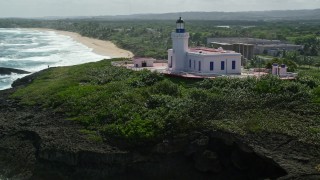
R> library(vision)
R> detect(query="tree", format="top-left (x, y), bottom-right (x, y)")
top-left (304, 56), bottom-right (314, 69)
top-left (284, 51), bottom-right (304, 67)
top-left (314, 63), bottom-right (320, 71)
top-left (265, 58), bottom-right (298, 72)
top-left (310, 45), bottom-right (318, 56)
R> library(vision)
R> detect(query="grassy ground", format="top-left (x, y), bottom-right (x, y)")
top-left (11, 59), bottom-right (320, 145)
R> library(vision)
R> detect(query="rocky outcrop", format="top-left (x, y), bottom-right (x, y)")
top-left (0, 131), bottom-right (40, 179)
top-left (11, 69), bottom-right (48, 88)
top-left (151, 132), bottom-right (288, 179)
top-left (0, 67), bottom-right (30, 75)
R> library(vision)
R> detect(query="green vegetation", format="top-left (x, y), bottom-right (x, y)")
top-left (11, 59), bottom-right (320, 145)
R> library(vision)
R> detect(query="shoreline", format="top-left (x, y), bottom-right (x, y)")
top-left (28, 28), bottom-right (134, 59)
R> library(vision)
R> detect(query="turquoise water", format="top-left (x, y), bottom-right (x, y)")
top-left (0, 28), bottom-right (109, 90)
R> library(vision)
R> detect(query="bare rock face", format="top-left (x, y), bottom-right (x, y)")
top-left (194, 150), bottom-right (222, 173)
top-left (0, 131), bottom-right (39, 179)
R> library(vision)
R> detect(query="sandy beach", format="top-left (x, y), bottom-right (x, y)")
top-left (29, 28), bottom-right (134, 58)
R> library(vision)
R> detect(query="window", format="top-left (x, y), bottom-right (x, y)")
top-left (199, 61), bottom-right (201, 71)
top-left (221, 61), bottom-right (225, 70)
top-left (194, 60), bottom-right (196, 70)
top-left (232, 61), bottom-right (236, 70)
top-left (210, 62), bottom-right (214, 71)
top-left (189, 59), bottom-right (191, 68)
top-left (170, 56), bottom-right (172, 68)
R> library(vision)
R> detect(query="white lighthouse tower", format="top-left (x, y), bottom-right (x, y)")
top-left (169, 17), bottom-right (189, 72)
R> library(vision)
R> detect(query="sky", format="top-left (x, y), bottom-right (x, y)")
top-left (0, 0), bottom-right (320, 18)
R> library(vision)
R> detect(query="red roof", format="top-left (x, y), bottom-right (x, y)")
top-left (189, 47), bottom-right (237, 54)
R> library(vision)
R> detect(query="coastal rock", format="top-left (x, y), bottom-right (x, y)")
top-left (153, 136), bottom-right (189, 154)
top-left (0, 131), bottom-right (40, 179)
top-left (0, 67), bottom-right (30, 75)
top-left (194, 150), bottom-right (222, 173)
top-left (11, 68), bottom-right (51, 88)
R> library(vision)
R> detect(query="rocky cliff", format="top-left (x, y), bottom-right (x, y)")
top-left (0, 72), bottom-right (319, 179)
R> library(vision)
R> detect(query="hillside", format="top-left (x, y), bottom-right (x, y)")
top-left (0, 59), bottom-right (320, 179)
top-left (91, 9), bottom-right (320, 21)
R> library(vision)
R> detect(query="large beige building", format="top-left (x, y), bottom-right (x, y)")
top-left (208, 37), bottom-right (303, 59)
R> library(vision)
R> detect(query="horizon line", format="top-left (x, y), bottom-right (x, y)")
top-left (0, 8), bottom-right (319, 19)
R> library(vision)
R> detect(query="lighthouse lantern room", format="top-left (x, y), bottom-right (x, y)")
top-left (176, 17), bottom-right (185, 33)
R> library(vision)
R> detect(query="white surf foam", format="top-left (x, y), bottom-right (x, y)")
top-left (0, 28), bottom-right (111, 90)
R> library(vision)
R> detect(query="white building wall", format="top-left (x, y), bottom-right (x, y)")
top-left (133, 59), bottom-right (155, 68)
top-left (279, 67), bottom-right (288, 77)
top-left (168, 49), bottom-right (173, 68)
top-left (272, 64), bottom-right (279, 75)
top-left (171, 32), bottom-right (189, 72)
top-left (146, 61), bottom-right (154, 67)
top-left (187, 54), bottom-right (241, 75)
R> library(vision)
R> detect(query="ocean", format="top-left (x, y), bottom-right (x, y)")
top-left (0, 28), bottom-right (109, 90)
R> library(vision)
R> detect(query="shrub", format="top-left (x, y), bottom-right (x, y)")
top-left (312, 86), bottom-right (320, 103)
top-left (145, 94), bottom-right (172, 109)
top-left (254, 75), bottom-right (282, 93)
top-left (151, 80), bottom-right (180, 96)
top-left (102, 118), bottom-right (160, 141)
top-left (130, 70), bottom-right (164, 87)
top-left (296, 76), bottom-right (319, 89)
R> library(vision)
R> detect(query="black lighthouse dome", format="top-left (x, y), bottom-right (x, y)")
top-left (176, 17), bottom-right (185, 33)
top-left (176, 17), bottom-right (184, 23)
